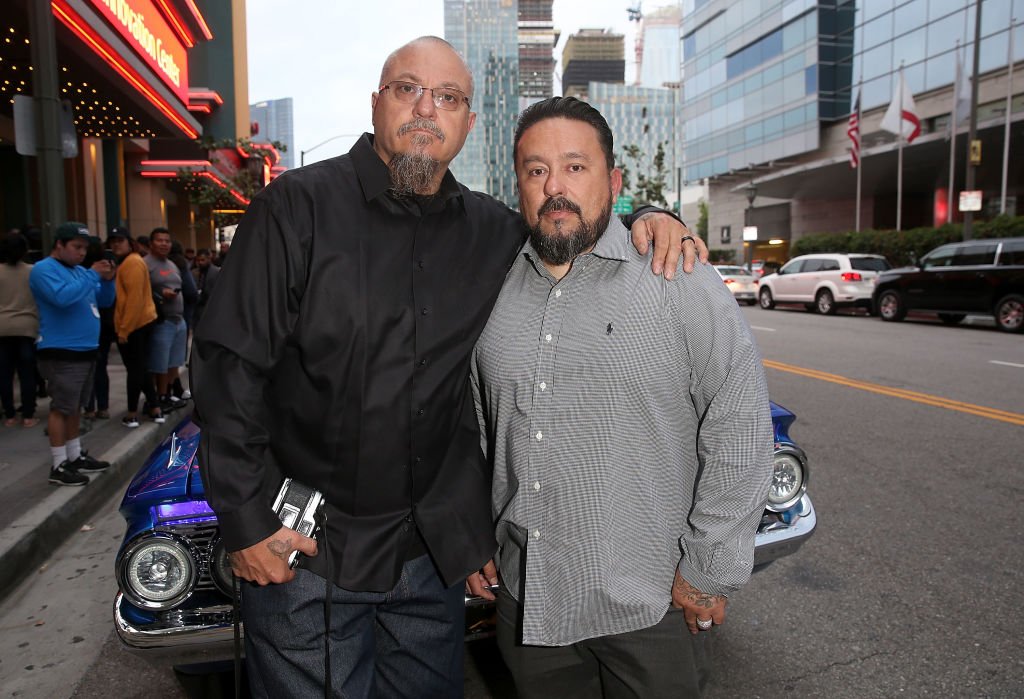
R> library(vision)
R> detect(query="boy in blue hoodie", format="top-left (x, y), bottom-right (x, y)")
top-left (29, 222), bottom-right (116, 486)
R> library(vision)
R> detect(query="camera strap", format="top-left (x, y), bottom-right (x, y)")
top-left (323, 508), bottom-right (332, 699)
top-left (232, 572), bottom-right (242, 699)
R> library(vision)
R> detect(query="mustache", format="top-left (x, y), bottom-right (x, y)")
top-left (538, 196), bottom-right (582, 218)
top-left (398, 118), bottom-right (445, 142)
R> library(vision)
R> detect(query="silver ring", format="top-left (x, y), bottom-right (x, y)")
top-left (696, 617), bottom-right (712, 630)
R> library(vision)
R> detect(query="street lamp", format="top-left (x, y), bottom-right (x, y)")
top-left (300, 133), bottom-right (362, 167)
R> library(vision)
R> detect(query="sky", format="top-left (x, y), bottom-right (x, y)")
top-left (245, 0), bottom-right (666, 165)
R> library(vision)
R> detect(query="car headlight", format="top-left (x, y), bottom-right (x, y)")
top-left (209, 537), bottom-right (234, 597)
top-left (118, 533), bottom-right (198, 610)
top-left (766, 446), bottom-right (808, 512)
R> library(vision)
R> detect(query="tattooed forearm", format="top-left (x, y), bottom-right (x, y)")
top-left (673, 573), bottom-right (725, 608)
top-left (267, 536), bottom-right (294, 561)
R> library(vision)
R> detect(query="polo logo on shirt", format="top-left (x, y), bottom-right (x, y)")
top-left (159, 270), bottom-right (172, 276)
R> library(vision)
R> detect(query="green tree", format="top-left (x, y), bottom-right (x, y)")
top-left (619, 141), bottom-right (670, 208)
top-left (697, 199), bottom-right (709, 243)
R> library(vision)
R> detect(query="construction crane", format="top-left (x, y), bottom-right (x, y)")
top-left (627, 3), bottom-right (643, 84)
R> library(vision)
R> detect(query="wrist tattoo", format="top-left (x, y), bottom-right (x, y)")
top-left (674, 574), bottom-right (724, 608)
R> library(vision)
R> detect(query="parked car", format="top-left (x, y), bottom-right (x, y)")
top-left (750, 259), bottom-right (781, 278)
top-left (873, 238), bottom-right (1024, 332)
top-left (714, 264), bottom-right (759, 305)
top-left (113, 410), bottom-right (816, 655)
top-left (758, 253), bottom-right (891, 315)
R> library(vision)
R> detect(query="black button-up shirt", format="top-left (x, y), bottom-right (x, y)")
top-left (193, 134), bottom-right (523, 591)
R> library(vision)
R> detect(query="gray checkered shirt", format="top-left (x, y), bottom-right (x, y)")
top-left (470, 216), bottom-right (773, 646)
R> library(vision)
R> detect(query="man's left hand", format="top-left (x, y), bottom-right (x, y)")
top-left (631, 213), bottom-right (709, 280)
top-left (465, 558), bottom-right (498, 601)
top-left (671, 569), bottom-right (727, 635)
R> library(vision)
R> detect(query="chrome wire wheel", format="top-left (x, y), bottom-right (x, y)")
top-left (878, 290), bottom-right (905, 322)
top-left (815, 289), bottom-right (836, 315)
top-left (995, 294), bottom-right (1024, 333)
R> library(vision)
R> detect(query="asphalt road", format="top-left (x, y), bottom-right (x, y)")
top-left (2, 305), bottom-right (1021, 698)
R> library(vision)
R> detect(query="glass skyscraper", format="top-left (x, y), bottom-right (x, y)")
top-left (249, 97), bottom-right (295, 169)
top-left (444, 0), bottom-right (520, 206)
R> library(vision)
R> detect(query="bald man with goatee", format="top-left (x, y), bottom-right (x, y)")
top-left (193, 36), bottom-right (703, 698)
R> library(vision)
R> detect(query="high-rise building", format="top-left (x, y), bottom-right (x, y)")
top-left (681, 0), bottom-right (1022, 263)
top-left (586, 82), bottom-right (678, 207)
top-left (562, 29), bottom-right (625, 98)
top-left (444, 0), bottom-right (520, 206)
top-left (636, 5), bottom-right (681, 88)
top-left (518, 0), bottom-right (559, 110)
top-left (250, 97), bottom-right (294, 169)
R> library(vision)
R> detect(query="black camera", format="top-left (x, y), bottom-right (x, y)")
top-left (271, 478), bottom-right (324, 568)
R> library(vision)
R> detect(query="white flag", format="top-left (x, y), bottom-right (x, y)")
top-left (880, 71), bottom-right (921, 143)
top-left (953, 51), bottom-right (971, 126)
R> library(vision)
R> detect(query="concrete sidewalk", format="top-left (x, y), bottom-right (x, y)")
top-left (0, 356), bottom-right (182, 600)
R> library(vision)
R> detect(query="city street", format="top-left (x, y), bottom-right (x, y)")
top-left (1, 306), bottom-right (1021, 698)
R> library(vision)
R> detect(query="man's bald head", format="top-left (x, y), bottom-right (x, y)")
top-left (378, 36), bottom-right (475, 100)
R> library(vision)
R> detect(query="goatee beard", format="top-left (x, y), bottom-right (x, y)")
top-left (529, 196), bottom-right (613, 266)
top-left (388, 152), bottom-right (442, 197)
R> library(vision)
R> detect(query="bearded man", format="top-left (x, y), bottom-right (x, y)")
top-left (468, 97), bottom-right (773, 698)
top-left (193, 37), bottom-right (704, 698)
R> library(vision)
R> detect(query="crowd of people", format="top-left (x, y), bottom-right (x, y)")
top-left (0, 222), bottom-right (226, 486)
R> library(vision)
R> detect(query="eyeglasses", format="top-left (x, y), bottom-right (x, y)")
top-left (379, 81), bottom-right (471, 111)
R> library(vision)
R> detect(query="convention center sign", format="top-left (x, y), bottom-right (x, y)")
top-left (88, 0), bottom-right (189, 103)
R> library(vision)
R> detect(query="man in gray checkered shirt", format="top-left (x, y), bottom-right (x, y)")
top-left (468, 97), bottom-right (773, 697)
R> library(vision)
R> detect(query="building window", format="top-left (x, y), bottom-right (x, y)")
top-left (721, 225), bottom-right (731, 243)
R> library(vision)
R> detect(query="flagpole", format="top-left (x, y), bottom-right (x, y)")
top-left (1000, 19), bottom-right (1016, 215)
top-left (948, 40), bottom-right (961, 225)
top-left (896, 65), bottom-right (904, 232)
top-left (855, 77), bottom-right (862, 232)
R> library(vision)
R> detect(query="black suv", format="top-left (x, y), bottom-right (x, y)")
top-left (873, 237), bottom-right (1024, 332)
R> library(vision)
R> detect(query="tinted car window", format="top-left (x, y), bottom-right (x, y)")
top-left (798, 259), bottom-right (823, 273)
top-left (997, 241), bottom-right (1024, 266)
top-left (850, 257), bottom-right (891, 272)
top-left (922, 245), bottom-right (956, 269)
top-left (717, 266), bottom-right (748, 276)
top-left (819, 260), bottom-right (840, 271)
top-left (779, 260), bottom-right (804, 274)
top-left (953, 243), bottom-right (997, 266)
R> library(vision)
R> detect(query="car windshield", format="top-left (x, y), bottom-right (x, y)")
top-left (716, 266), bottom-right (748, 276)
top-left (850, 257), bottom-right (891, 272)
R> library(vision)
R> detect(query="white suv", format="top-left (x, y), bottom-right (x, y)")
top-left (758, 253), bottom-right (891, 315)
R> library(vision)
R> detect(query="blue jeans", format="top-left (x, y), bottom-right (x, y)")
top-left (242, 554), bottom-right (465, 698)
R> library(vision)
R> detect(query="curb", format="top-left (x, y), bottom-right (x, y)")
top-left (0, 416), bottom-right (179, 601)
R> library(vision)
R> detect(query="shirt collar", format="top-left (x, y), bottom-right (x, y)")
top-left (350, 133), bottom-right (465, 209)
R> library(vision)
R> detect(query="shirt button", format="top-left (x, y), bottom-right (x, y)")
top-left (539, 381), bottom-right (547, 391)
top-left (419, 359), bottom-right (427, 366)
top-left (421, 307), bottom-right (429, 315)
top-left (417, 260), bottom-right (425, 269)
top-left (533, 481), bottom-right (541, 491)
top-left (417, 408), bottom-right (425, 416)
top-left (535, 431), bottom-right (543, 441)
top-left (545, 334), bottom-right (552, 342)
top-left (415, 456), bottom-right (423, 463)
top-left (532, 529), bottom-right (541, 539)
top-left (555, 289), bottom-right (562, 298)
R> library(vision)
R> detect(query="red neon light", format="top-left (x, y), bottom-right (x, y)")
top-left (183, 0), bottom-right (213, 40)
top-left (140, 160), bottom-right (212, 167)
top-left (187, 104), bottom-right (212, 113)
top-left (153, 0), bottom-right (196, 48)
top-left (140, 171), bottom-right (179, 177)
top-left (188, 90), bottom-right (223, 104)
top-left (52, 1), bottom-right (198, 139)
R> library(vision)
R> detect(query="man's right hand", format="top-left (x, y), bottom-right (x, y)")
top-left (227, 525), bottom-right (318, 585)
top-left (161, 287), bottom-right (178, 299)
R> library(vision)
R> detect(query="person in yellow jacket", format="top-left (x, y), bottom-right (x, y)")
top-left (108, 228), bottom-right (165, 428)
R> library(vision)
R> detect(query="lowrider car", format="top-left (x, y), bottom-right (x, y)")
top-left (114, 404), bottom-right (816, 655)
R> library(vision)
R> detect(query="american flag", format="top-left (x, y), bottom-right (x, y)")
top-left (847, 90), bottom-right (860, 169)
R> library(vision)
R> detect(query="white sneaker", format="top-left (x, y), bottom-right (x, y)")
top-left (181, 389), bottom-right (192, 400)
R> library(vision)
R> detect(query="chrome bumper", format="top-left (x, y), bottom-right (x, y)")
top-left (115, 496), bottom-right (817, 652)
top-left (753, 494), bottom-right (816, 566)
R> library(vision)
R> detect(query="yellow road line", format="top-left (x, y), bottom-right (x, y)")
top-left (763, 359), bottom-right (1024, 427)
